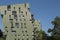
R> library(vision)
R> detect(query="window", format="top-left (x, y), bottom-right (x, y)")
top-left (22, 39), bottom-right (24, 40)
top-left (5, 10), bottom-right (6, 15)
top-left (9, 19), bottom-right (13, 27)
top-left (18, 35), bottom-right (20, 36)
top-left (14, 7), bottom-right (15, 9)
top-left (28, 8), bottom-right (30, 11)
top-left (11, 27), bottom-right (15, 31)
top-left (5, 26), bottom-right (7, 28)
top-left (25, 3), bottom-right (26, 8)
top-left (24, 26), bottom-right (27, 28)
top-left (16, 19), bottom-right (17, 21)
top-left (12, 11), bottom-right (17, 15)
top-left (25, 30), bottom-right (27, 33)
top-left (15, 38), bottom-right (16, 40)
top-left (18, 39), bottom-right (20, 40)
top-left (27, 38), bottom-right (29, 40)
top-left (21, 23), bottom-right (23, 28)
top-left (12, 11), bottom-right (17, 19)
top-left (9, 15), bottom-right (11, 18)
top-left (7, 31), bottom-right (8, 32)
top-left (21, 26), bottom-right (23, 28)
top-left (23, 34), bottom-right (25, 36)
top-left (22, 30), bottom-right (24, 33)
top-left (19, 7), bottom-right (20, 13)
top-left (1, 14), bottom-right (3, 18)
top-left (26, 12), bottom-right (27, 16)
top-left (20, 19), bottom-right (22, 21)
top-left (15, 23), bottom-right (19, 28)
top-left (27, 34), bottom-right (28, 36)
top-left (19, 15), bottom-right (21, 17)
top-left (14, 15), bottom-right (17, 19)
top-left (7, 5), bottom-right (11, 11)
top-left (27, 36), bottom-right (28, 38)
top-left (23, 15), bottom-right (24, 17)
top-left (34, 27), bottom-right (37, 31)
top-left (9, 19), bottom-right (13, 23)
top-left (12, 30), bottom-right (16, 34)
top-left (21, 11), bottom-right (23, 13)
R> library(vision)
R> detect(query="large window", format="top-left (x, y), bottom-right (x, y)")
top-left (7, 5), bottom-right (11, 11)
top-left (12, 11), bottom-right (17, 19)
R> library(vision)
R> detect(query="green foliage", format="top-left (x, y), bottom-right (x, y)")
top-left (52, 16), bottom-right (60, 27)
top-left (48, 16), bottom-right (60, 40)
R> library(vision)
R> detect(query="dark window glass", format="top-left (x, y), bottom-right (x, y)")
top-left (14, 7), bottom-right (15, 9)
top-left (12, 11), bottom-right (17, 19)
top-left (23, 15), bottom-right (24, 17)
top-left (18, 39), bottom-right (20, 40)
top-left (12, 11), bottom-right (17, 15)
top-left (7, 5), bottom-right (11, 11)
top-left (14, 15), bottom-right (17, 19)
top-left (9, 19), bottom-right (13, 23)
top-left (19, 7), bottom-right (20, 13)
top-left (26, 12), bottom-right (27, 15)
top-left (22, 39), bottom-right (24, 40)
top-left (15, 23), bottom-right (19, 28)
top-left (22, 30), bottom-right (24, 33)
top-left (20, 19), bottom-right (22, 21)
top-left (25, 30), bottom-right (27, 33)
top-left (15, 38), bottom-right (16, 40)
top-left (12, 30), bottom-right (16, 32)
top-left (23, 34), bottom-right (25, 36)
top-left (19, 15), bottom-right (21, 17)
top-left (18, 35), bottom-right (20, 36)
top-left (21, 11), bottom-right (23, 13)
top-left (5, 10), bottom-right (6, 15)
top-left (7, 31), bottom-right (8, 32)
top-left (34, 27), bottom-right (37, 31)
top-left (1, 14), bottom-right (3, 18)
top-left (5, 26), bottom-right (7, 28)
top-left (27, 34), bottom-right (28, 36)
top-left (28, 8), bottom-right (30, 11)
top-left (9, 15), bottom-right (11, 18)
top-left (21, 23), bottom-right (23, 28)
top-left (25, 3), bottom-right (26, 8)
top-left (27, 38), bottom-right (29, 40)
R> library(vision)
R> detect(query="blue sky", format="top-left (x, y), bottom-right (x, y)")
top-left (0, 0), bottom-right (60, 34)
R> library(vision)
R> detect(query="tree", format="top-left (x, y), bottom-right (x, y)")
top-left (48, 16), bottom-right (60, 40)
top-left (35, 30), bottom-right (47, 40)
top-left (0, 29), bottom-right (3, 37)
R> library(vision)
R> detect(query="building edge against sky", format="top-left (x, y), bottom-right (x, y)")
top-left (0, 3), bottom-right (42, 40)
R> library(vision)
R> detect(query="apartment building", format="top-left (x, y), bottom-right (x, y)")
top-left (0, 3), bottom-right (41, 40)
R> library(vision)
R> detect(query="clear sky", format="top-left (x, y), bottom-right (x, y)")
top-left (0, 0), bottom-right (60, 34)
